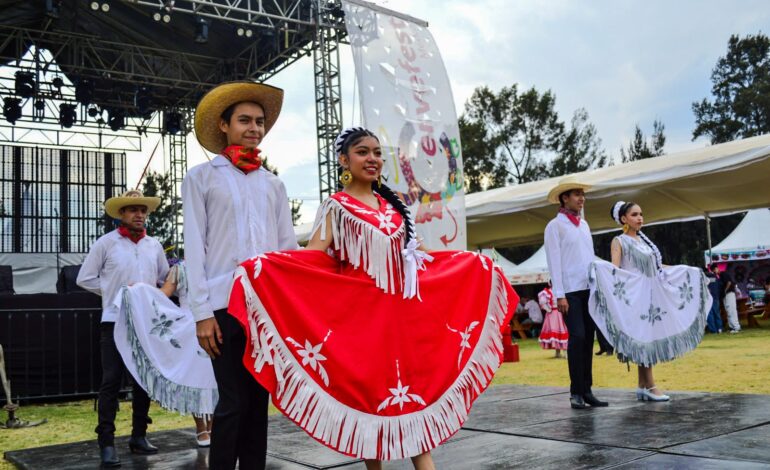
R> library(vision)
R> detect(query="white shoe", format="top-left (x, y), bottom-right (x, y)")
top-left (729, 329), bottom-right (741, 334)
top-left (637, 386), bottom-right (670, 402)
top-left (196, 431), bottom-right (211, 448)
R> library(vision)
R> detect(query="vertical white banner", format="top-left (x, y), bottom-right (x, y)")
top-left (342, 0), bottom-right (467, 250)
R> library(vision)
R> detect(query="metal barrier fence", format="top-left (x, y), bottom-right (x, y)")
top-left (1, 300), bottom-right (104, 402)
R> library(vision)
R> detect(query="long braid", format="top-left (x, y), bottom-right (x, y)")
top-left (372, 182), bottom-right (415, 246)
top-left (638, 231), bottom-right (664, 273)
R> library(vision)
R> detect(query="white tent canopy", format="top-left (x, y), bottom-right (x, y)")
top-left (505, 246), bottom-right (550, 286)
top-left (465, 134), bottom-right (770, 248)
top-left (705, 208), bottom-right (770, 264)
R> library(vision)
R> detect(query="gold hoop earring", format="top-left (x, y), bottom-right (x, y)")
top-left (622, 223), bottom-right (629, 233)
top-left (340, 169), bottom-right (353, 186)
top-left (377, 174), bottom-right (382, 188)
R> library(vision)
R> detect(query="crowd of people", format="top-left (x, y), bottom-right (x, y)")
top-left (75, 79), bottom-right (723, 469)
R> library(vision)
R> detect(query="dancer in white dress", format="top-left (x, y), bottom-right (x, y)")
top-left (589, 202), bottom-right (712, 402)
top-left (114, 263), bottom-right (218, 446)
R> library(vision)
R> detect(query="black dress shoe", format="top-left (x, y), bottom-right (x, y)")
top-left (595, 350), bottom-right (606, 356)
top-left (128, 436), bottom-right (158, 455)
top-left (100, 446), bottom-right (121, 468)
top-left (570, 394), bottom-right (588, 409)
top-left (583, 392), bottom-right (609, 407)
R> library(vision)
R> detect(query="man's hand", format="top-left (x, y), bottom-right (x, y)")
top-left (557, 298), bottom-right (569, 315)
top-left (196, 317), bottom-right (223, 358)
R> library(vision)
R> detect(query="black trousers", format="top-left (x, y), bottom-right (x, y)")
top-left (96, 322), bottom-right (151, 448)
top-left (596, 328), bottom-right (612, 352)
top-left (564, 290), bottom-right (596, 395)
top-left (209, 309), bottom-right (269, 470)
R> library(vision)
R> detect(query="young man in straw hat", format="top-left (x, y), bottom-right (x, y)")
top-left (77, 190), bottom-right (169, 467)
top-left (183, 81), bottom-right (297, 469)
top-left (543, 177), bottom-right (609, 410)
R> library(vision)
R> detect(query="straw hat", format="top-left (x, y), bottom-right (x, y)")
top-left (194, 81), bottom-right (284, 154)
top-left (104, 190), bottom-right (160, 219)
top-left (547, 176), bottom-right (591, 204)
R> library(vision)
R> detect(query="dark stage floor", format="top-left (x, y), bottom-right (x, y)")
top-left (6, 385), bottom-right (770, 469)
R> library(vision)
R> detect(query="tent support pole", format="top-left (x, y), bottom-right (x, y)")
top-left (706, 213), bottom-right (713, 264)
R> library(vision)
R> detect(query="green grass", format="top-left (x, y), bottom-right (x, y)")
top-left (494, 318), bottom-right (770, 395)
top-left (2, 319), bottom-right (769, 468)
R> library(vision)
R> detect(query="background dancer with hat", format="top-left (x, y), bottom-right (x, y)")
top-left (544, 177), bottom-right (609, 410)
top-left (183, 81), bottom-right (297, 470)
top-left (76, 190), bottom-right (168, 467)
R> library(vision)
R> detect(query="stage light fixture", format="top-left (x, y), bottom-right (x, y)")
top-left (134, 86), bottom-right (154, 118)
top-left (52, 77), bottom-right (64, 89)
top-left (75, 79), bottom-right (95, 105)
top-left (107, 108), bottom-right (125, 132)
top-left (163, 13), bottom-right (171, 23)
top-left (15, 71), bottom-right (36, 99)
top-left (195, 17), bottom-right (210, 43)
top-left (101, 2), bottom-right (110, 12)
top-left (34, 100), bottom-right (45, 111)
top-left (87, 106), bottom-right (100, 118)
top-left (163, 111), bottom-right (184, 135)
top-left (3, 98), bottom-right (22, 124)
top-left (245, 29), bottom-right (253, 38)
top-left (236, 27), bottom-right (245, 36)
top-left (90, 1), bottom-right (99, 10)
top-left (59, 103), bottom-right (77, 128)
top-left (153, 11), bottom-right (161, 21)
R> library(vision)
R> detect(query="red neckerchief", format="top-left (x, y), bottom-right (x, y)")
top-left (222, 145), bottom-right (262, 174)
top-left (559, 207), bottom-right (581, 227)
top-left (118, 225), bottom-right (146, 244)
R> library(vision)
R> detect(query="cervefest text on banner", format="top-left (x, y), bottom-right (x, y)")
top-left (342, 0), bottom-right (467, 250)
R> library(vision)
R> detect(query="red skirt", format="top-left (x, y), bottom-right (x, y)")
top-left (227, 250), bottom-right (517, 460)
top-left (539, 309), bottom-right (569, 350)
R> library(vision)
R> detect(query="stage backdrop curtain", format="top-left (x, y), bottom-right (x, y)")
top-left (0, 253), bottom-right (86, 294)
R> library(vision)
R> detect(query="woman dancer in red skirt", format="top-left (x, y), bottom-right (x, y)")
top-left (227, 127), bottom-right (518, 468)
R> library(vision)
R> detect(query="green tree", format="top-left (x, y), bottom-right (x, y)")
top-left (620, 120), bottom-right (666, 162)
top-left (692, 33), bottom-right (770, 144)
top-left (549, 108), bottom-right (608, 176)
top-left (141, 171), bottom-right (179, 249)
top-left (290, 199), bottom-right (303, 226)
top-left (458, 116), bottom-right (507, 192)
top-left (462, 85), bottom-right (564, 189)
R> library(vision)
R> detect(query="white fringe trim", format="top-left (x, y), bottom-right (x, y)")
top-left (311, 198), bottom-right (405, 295)
top-left (120, 289), bottom-right (217, 418)
top-left (236, 263), bottom-right (511, 460)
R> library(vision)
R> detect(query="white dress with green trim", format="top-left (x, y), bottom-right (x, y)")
top-left (589, 234), bottom-right (712, 367)
top-left (112, 264), bottom-right (218, 417)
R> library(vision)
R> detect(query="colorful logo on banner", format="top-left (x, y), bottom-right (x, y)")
top-left (342, 1), bottom-right (467, 249)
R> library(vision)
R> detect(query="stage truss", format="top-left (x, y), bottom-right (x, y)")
top-left (0, 0), bottom-right (348, 246)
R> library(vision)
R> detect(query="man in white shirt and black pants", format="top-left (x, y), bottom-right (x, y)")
top-left (77, 190), bottom-right (168, 467)
top-left (183, 82), bottom-right (297, 469)
top-left (544, 178), bottom-right (609, 410)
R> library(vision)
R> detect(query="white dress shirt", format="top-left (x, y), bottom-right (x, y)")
top-left (76, 230), bottom-right (169, 323)
top-left (525, 299), bottom-right (543, 323)
top-left (544, 212), bottom-right (595, 298)
top-left (182, 155), bottom-right (298, 322)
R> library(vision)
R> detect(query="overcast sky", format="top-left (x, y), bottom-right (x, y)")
top-left (126, 0), bottom-right (770, 223)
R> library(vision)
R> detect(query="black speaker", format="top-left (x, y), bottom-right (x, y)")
top-left (57, 265), bottom-right (85, 294)
top-left (0, 265), bottom-right (13, 295)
